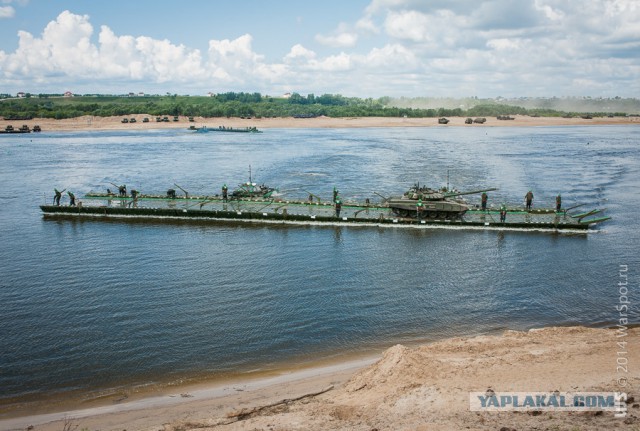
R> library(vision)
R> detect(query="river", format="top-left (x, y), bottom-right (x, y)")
top-left (0, 125), bottom-right (638, 414)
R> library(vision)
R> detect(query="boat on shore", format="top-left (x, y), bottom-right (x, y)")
top-left (188, 125), bottom-right (261, 133)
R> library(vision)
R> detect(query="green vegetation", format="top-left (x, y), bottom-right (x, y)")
top-left (0, 92), bottom-right (636, 120)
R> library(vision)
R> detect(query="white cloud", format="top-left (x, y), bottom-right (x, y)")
top-left (284, 44), bottom-right (316, 62)
top-left (0, 3), bottom-right (639, 98)
top-left (315, 32), bottom-right (358, 48)
top-left (0, 5), bottom-right (15, 18)
top-left (486, 38), bottom-right (521, 51)
top-left (206, 34), bottom-right (267, 84)
top-left (384, 10), bottom-right (431, 42)
top-left (361, 43), bottom-right (418, 69)
top-left (308, 52), bottom-right (352, 72)
top-left (355, 16), bottom-right (379, 34)
top-left (315, 22), bottom-right (360, 48)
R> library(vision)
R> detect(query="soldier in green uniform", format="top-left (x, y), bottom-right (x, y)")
top-left (67, 191), bottom-right (76, 206)
top-left (54, 188), bottom-right (65, 206)
top-left (556, 194), bottom-right (562, 211)
top-left (222, 184), bottom-right (228, 202)
top-left (525, 190), bottom-right (534, 210)
top-left (499, 204), bottom-right (507, 222)
top-left (335, 197), bottom-right (342, 217)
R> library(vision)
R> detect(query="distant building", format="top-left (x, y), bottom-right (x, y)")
top-left (207, 92), bottom-right (215, 97)
top-left (138, 92), bottom-right (145, 97)
top-left (283, 92), bottom-right (292, 99)
top-left (17, 92), bottom-right (25, 98)
top-left (64, 91), bottom-right (74, 97)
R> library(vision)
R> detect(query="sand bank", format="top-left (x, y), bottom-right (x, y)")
top-left (1, 114), bottom-right (639, 132)
top-left (2, 326), bottom-right (637, 431)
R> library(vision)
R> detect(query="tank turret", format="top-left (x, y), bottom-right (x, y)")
top-left (387, 183), bottom-right (497, 219)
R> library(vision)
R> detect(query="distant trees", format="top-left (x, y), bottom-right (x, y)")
top-left (0, 92), bottom-right (636, 120)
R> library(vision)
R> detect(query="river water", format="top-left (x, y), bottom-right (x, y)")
top-left (0, 125), bottom-right (638, 414)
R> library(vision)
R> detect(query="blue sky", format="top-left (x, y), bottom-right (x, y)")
top-left (1, 0), bottom-right (639, 98)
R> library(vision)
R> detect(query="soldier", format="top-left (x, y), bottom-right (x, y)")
top-left (499, 204), bottom-right (507, 223)
top-left (222, 184), bottom-right (228, 202)
top-left (556, 194), bottom-right (562, 212)
top-left (481, 192), bottom-right (488, 211)
top-left (119, 184), bottom-right (127, 197)
top-left (416, 198), bottom-right (424, 218)
top-left (53, 188), bottom-right (65, 206)
top-left (67, 191), bottom-right (76, 206)
top-left (131, 189), bottom-right (139, 200)
top-left (525, 190), bottom-right (534, 210)
top-left (335, 198), bottom-right (342, 217)
top-left (167, 188), bottom-right (176, 199)
top-left (333, 187), bottom-right (339, 203)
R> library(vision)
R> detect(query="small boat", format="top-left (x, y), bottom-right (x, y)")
top-left (188, 125), bottom-right (261, 133)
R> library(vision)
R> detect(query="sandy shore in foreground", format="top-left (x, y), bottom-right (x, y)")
top-left (2, 326), bottom-right (637, 431)
top-left (1, 114), bottom-right (639, 132)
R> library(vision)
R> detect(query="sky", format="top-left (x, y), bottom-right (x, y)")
top-left (0, 0), bottom-right (639, 98)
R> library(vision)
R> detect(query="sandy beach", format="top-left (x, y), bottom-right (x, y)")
top-left (1, 326), bottom-right (637, 431)
top-left (1, 114), bottom-right (639, 132)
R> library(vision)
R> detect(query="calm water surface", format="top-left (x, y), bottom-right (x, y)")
top-left (0, 125), bottom-right (638, 413)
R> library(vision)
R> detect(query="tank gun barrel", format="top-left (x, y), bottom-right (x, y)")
top-left (444, 187), bottom-right (497, 197)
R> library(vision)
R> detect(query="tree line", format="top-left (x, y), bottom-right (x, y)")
top-left (0, 92), bottom-right (630, 120)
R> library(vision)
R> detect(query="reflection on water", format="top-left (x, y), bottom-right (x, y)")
top-left (0, 125), bottom-right (639, 411)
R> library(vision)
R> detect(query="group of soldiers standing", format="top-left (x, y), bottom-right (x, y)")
top-left (477, 190), bottom-right (563, 223)
top-left (53, 188), bottom-right (75, 206)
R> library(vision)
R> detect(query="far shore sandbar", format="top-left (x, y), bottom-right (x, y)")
top-left (1, 114), bottom-right (639, 133)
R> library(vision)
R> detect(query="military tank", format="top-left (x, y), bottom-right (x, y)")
top-left (230, 165), bottom-right (276, 199)
top-left (231, 181), bottom-right (275, 199)
top-left (386, 183), bottom-right (497, 219)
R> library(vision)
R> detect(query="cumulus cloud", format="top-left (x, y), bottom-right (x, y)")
top-left (0, 2), bottom-right (639, 98)
top-left (315, 32), bottom-right (358, 48)
top-left (0, 6), bottom-right (15, 18)
top-left (315, 22), bottom-right (359, 48)
top-left (284, 44), bottom-right (316, 62)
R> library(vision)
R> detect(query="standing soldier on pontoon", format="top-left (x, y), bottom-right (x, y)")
top-left (524, 190), bottom-right (534, 211)
top-left (67, 191), bottom-right (76, 207)
top-left (556, 194), bottom-right (562, 212)
top-left (333, 187), bottom-right (339, 203)
top-left (53, 188), bottom-right (65, 206)
top-left (222, 184), bottom-right (228, 202)
top-left (481, 192), bottom-right (488, 211)
top-left (499, 204), bottom-right (507, 222)
top-left (335, 197), bottom-right (342, 217)
top-left (416, 199), bottom-right (424, 219)
top-left (118, 184), bottom-right (127, 197)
